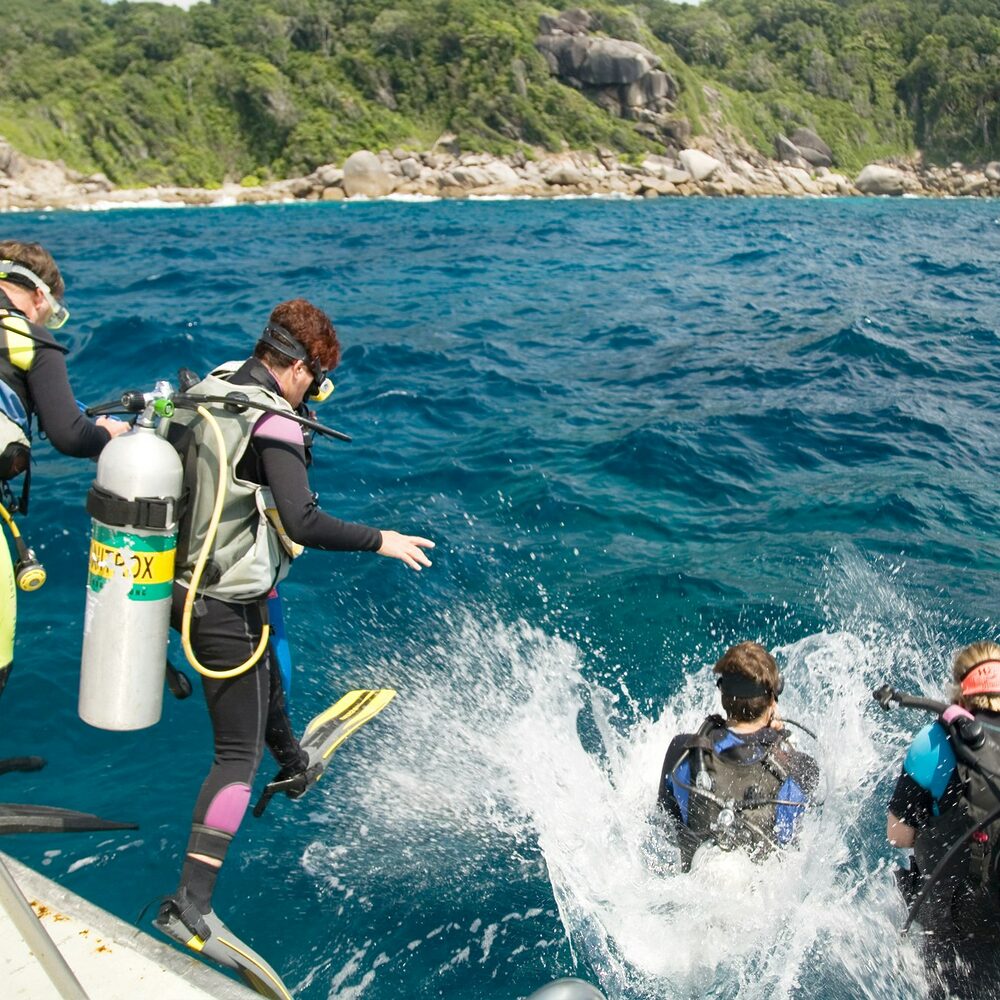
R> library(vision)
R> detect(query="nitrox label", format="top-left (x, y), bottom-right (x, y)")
top-left (88, 523), bottom-right (175, 602)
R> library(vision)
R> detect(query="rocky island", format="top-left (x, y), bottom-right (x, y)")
top-left (2, 2), bottom-right (998, 211)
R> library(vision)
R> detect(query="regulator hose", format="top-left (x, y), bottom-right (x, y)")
top-left (180, 405), bottom-right (270, 680)
top-left (0, 502), bottom-right (46, 592)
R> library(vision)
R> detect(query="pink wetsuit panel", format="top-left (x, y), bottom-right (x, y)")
top-left (253, 413), bottom-right (304, 446)
top-left (203, 783), bottom-right (252, 834)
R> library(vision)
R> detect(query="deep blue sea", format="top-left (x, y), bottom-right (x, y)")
top-left (2, 196), bottom-right (999, 1000)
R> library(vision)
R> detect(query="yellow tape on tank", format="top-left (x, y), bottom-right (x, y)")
top-left (88, 527), bottom-right (176, 603)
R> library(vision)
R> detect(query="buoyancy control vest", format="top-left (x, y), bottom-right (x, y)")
top-left (676, 715), bottom-right (803, 865)
top-left (165, 362), bottom-right (298, 603)
top-left (911, 717), bottom-right (1000, 936)
top-left (0, 307), bottom-right (40, 505)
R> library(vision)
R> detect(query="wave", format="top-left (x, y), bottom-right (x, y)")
top-left (907, 255), bottom-right (989, 277)
top-left (716, 248), bottom-right (781, 266)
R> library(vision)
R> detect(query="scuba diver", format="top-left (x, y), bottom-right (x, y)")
top-left (0, 240), bottom-right (126, 698)
top-left (151, 298), bottom-right (433, 993)
top-left (883, 641), bottom-right (1000, 996)
top-left (657, 641), bottom-right (818, 869)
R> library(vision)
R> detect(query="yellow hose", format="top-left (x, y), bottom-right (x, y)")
top-left (0, 501), bottom-right (23, 542)
top-left (0, 501), bottom-right (45, 591)
top-left (181, 404), bottom-right (270, 680)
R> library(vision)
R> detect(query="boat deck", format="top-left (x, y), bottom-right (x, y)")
top-left (0, 852), bottom-right (258, 999)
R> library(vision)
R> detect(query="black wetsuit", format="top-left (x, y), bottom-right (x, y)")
top-left (0, 289), bottom-right (109, 698)
top-left (0, 289), bottom-right (109, 458)
top-left (890, 719), bottom-right (1000, 999)
top-left (173, 359), bottom-right (381, 913)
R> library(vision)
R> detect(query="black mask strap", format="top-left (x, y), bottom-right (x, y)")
top-left (258, 322), bottom-right (309, 363)
top-left (717, 673), bottom-right (775, 699)
top-left (258, 322), bottom-right (324, 395)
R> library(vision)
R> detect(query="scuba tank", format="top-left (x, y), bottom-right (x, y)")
top-left (78, 375), bottom-right (350, 726)
top-left (79, 397), bottom-right (182, 730)
top-left (667, 713), bottom-right (816, 869)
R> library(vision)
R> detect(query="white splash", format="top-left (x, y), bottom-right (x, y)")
top-left (306, 550), bottom-right (948, 998)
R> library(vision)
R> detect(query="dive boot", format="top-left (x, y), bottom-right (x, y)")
top-left (253, 688), bottom-right (396, 817)
top-left (154, 889), bottom-right (292, 999)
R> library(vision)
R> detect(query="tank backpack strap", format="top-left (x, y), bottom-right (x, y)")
top-left (760, 738), bottom-right (792, 786)
top-left (685, 714), bottom-right (726, 790)
top-left (969, 823), bottom-right (992, 889)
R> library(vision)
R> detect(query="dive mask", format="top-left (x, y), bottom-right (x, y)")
top-left (310, 375), bottom-right (334, 403)
top-left (0, 261), bottom-right (70, 330)
top-left (258, 321), bottom-right (334, 403)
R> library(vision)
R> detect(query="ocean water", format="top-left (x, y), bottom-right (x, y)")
top-left (2, 196), bottom-right (999, 999)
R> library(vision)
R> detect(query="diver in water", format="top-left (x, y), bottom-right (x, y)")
top-left (0, 240), bottom-right (126, 698)
top-left (153, 298), bottom-right (433, 981)
top-left (887, 641), bottom-right (1000, 996)
top-left (656, 641), bottom-right (818, 869)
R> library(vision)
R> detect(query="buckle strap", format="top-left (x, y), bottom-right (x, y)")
top-left (86, 484), bottom-right (177, 531)
top-left (164, 888), bottom-right (211, 941)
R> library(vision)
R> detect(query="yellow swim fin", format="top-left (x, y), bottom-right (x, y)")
top-left (253, 689), bottom-right (396, 817)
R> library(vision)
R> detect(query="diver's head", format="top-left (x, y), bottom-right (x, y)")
top-left (254, 298), bottom-right (340, 408)
top-left (0, 240), bottom-right (69, 329)
top-left (952, 641), bottom-right (1000, 713)
top-left (714, 641), bottom-right (782, 726)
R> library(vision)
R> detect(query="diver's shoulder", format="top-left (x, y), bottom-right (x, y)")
top-left (0, 309), bottom-right (58, 348)
top-left (903, 720), bottom-right (955, 794)
top-left (661, 732), bottom-right (695, 774)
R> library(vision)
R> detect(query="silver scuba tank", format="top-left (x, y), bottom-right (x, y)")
top-left (79, 408), bottom-right (183, 730)
top-left (527, 980), bottom-right (607, 1000)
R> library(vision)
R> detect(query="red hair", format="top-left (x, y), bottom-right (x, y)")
top-left (266, 298), bottom-right (341, 370)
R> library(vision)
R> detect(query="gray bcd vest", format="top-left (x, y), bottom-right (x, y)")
top-left (680, 718), bottom-right (790, 864)
top-left (164, 363), bottom-right (297, 602)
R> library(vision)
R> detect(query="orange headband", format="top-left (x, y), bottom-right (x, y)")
top-left (960, 660), bottom-right (1000, 697)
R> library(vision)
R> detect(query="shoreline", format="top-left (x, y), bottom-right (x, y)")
top-left (3, 143), bottom-right (1000, 213)
top-left (5, 191), bottom-right (998, 216)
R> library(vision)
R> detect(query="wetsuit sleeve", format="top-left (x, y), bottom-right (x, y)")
top-left (255, 436), bottom-right (382, 552)
top-left (657, 734), bottom-right (689, 822)
top-left (774, 749), bottom-right (816, 844)
top-left (25, 344), bottom-right (109, 457)
top-left (889, 771), bottom-right (934, 828)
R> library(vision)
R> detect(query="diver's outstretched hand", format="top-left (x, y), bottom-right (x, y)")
top-left (378, 530), bottom-right (434, 570)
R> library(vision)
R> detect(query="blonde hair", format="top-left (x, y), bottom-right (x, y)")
top-left (952, 640), bottom-right (1000, 712)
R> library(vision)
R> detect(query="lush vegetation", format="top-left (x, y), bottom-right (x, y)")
top-left (646, 0), bottom-right (1000, 166)
top-left (2, 0), bottom-right (998, 185)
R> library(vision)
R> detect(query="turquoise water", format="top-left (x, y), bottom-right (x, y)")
top-left (3, 197), bottom-right (999, 999)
